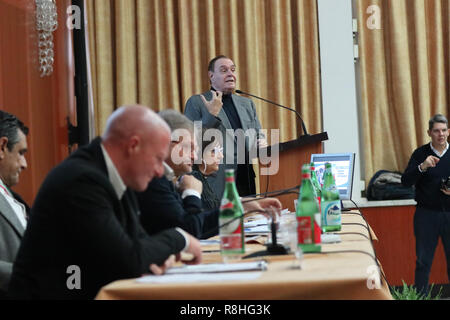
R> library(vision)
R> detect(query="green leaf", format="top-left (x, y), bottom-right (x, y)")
top-left (390, 280), bottom-right (443, 300)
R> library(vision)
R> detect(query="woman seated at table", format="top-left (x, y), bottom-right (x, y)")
top-left (190, 136), bottom-right (223, 210)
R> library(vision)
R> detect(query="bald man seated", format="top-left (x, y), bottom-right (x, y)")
top-left (8, 106), bottom-right (202, 300)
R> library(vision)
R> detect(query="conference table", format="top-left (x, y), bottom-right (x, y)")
top-left (96, 211), bottom-right (392, 300)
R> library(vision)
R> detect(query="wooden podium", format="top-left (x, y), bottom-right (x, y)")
top-left (258, 132), bottom-right (328, 211)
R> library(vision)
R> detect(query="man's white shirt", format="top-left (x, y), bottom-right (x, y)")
top-left (430, 142), bottom-right (449, 158)
top-left (418, 142), bottom-right (449, 173)
top-left (0, 178), bottom-right (27, 229)
top-left (100, 143), bottom-right (190, 251)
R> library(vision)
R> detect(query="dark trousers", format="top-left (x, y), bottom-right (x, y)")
top-left (414, 207), bottom-right (450, 294)
top-left (236, 164), bottom-right (256, 197)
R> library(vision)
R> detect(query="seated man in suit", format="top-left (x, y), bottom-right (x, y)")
top-left (137, 110), bottom-right (281, 239)
top-left (8, 105), bottom-right (202, 300)
top-left (0, 110), bottom-right (29, 299)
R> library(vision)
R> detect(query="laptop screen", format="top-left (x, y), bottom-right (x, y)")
top-left (310, 153), bottom-right (355, 200)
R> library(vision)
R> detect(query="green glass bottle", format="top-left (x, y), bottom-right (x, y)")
top-left (296, 164), bottom-right (321, 253)
top-left (321, 162), bottom-right (342, 232)
top-left (310, 162), bottom-right (322, 210)
top-left (219, 169), bottom-right (245, 259)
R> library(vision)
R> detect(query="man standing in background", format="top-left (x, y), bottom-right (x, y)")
top-left (401, 114), bottom-right (450, 295)
top-left (184, 55), bottom-right (267, 199)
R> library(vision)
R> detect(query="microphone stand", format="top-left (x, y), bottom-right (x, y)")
top-left (213, 210), bottom-right (292, 258)
top-left (235, 89), bottom-right (309, 136)
top-left (243, 211), bottom-right (290, 259)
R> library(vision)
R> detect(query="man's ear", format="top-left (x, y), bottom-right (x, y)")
top-left (208, 71), bottom-right (214, 81)
top-left (127, 135), bottom-right (140, 155)
top-left (0, 137), bottom-right (8, 160)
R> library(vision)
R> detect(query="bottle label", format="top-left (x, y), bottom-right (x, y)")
top-left (220, 200), bottom-right (243, 252)
top-left (297, 216), bottom-right (312, 244)
top-left (321, 200), bottom-right (341, 226)
top-left (220, 224), bottom-right (243, 252)
top-left (297, 214), bottom-right (321, 245)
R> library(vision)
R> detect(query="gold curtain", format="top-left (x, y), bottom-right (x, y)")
top-left (357, 0), bottom-right (450, 183)
top-left (86, 0), bottom-right (322, 142)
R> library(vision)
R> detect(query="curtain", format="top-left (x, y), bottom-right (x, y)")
top-left (86, 0), bottom-right (322, 142)
top-left (357, 0), bottom-right (449, 184)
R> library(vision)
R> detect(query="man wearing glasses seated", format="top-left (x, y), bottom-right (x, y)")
top-left (190, 132), bottom-right (223, 211)
top-left (137, 110), bottom-right (280, 240)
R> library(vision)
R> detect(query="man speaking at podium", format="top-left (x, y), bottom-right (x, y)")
top-left (185, 55), bottom-right (267, 198)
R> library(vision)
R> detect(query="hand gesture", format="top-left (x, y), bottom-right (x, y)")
top-left (441, 188), bottom-right (450, 196)
top-left (243, 197), bottom-right (282, 217)
top-left (175, 234), bottom-right (203, 265)
top-left (420, 155), bottom-right (440, 171)
top-left (200, 91), bottom-right (223, 117)
top-left (149, 254), bottom-right (176, 275)
top-left (257, 138), bottom-right (268, 148)
top-left (177, 175), bottom-right (203, 194)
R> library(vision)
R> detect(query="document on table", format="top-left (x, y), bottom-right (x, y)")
top-left (166, 260), bottom-right (267, 274)
top-left (321, 233), bottom-right (342, 243)
top-left (244, 217), bottom-right (268, 228)
top-left (201, 237), bottom-right (262, 247)
top-left (136, 261), bottom-right (267, 284)
top-left (244, 216), bottom-right (269, 234)
top-left (243, 209), bottom-right (291, 234)
top-left (244, 225), bottom-right (270, 234)
top-left (136, 272), bottom-right (263, 284)
top-left (200, 239), bottom-right (221, 246)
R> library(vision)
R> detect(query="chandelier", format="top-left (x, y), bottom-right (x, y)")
top-left (35, 0), bottom-right (58, 77)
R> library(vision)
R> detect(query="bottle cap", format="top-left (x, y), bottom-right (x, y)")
top-left (302, 164), bottom-right (311, 178)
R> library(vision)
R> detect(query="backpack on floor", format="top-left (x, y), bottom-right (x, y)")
top-left (367, 170), bottom-right (415, 200)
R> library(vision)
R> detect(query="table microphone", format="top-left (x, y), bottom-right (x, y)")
top-left (235, 89), bottom-right (309, 136)
top-left (266, 220), bottom-right (290, 255)
top-left (243, 211), bottom-right (290, 259)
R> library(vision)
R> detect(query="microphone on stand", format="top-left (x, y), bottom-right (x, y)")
top-left (243, 207), bottom-right (290, 258)
top-left (235, 89), bottom-right (309, 136)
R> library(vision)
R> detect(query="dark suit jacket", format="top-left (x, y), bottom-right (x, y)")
top-left (8, 137), bottom-right (186, 300)
top-left (190, 169), bottom-right (221, 211)
top-left (184, 91), bottom-right (262, 198)
top-left (137, 176), bottom-right (219, 239)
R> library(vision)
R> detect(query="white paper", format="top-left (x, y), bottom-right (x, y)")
top-left (244, 225), bottom-right (270, 234)
top-left (244, 235), bottom-right (263, 242)
top-left (200, 239), bottom-right (221, 246)
top-left (321, 233), bottom-right (342, 243)
top-left (136, 272), bottom-right (262, 284)
top-left (244, 218), bottom-right (268, 228)
top-left (165, 261), bottom-right (267, 274)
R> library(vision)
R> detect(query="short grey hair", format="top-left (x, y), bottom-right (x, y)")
top-left (158, 109), bottom-right (194, 133)
top-left (0, 110), bottom-right (29, 151)
top-left (429, 114), bottom-right (448, 131)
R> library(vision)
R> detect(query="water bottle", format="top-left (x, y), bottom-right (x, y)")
top-left (321, 162), bottom-right (342, 232)
top-left (219, 169), bottom-right (245, 260)
top-left (296, 164), bottom-right (321, 253)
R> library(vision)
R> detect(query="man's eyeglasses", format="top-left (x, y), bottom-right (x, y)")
top-left (212, 146), bottom-right (223, 155)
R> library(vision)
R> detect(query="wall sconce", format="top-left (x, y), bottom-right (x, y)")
top-left (36, 0), bottom-right (58, 77)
